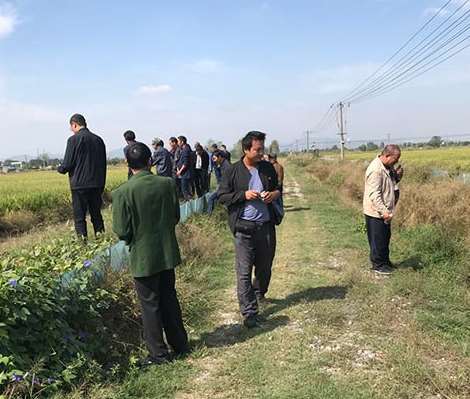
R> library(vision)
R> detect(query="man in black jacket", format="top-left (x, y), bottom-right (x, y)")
top-left (176, 136), bottom-right (193, 201)
top-left (123, 130), bottom-right (137, 180)
top-left (151, 138), bottom-right (173, 178)
top-left (218, 131), bottom-right (281, 328)
top-left (194, 144), bottom-right (210, 197)
top-left (58, 114), bottom-right (107, 238)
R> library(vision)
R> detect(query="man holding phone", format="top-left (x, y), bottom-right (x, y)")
top-left (218, 131), bottom-right (281, 328)
top-left (363, 144), bottom-right (401, 275)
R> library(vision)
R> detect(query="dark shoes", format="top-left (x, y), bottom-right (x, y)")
top-left (243, 315), bottom-right (259, 329)
top-left (372, 264), bottom-right (394, 275)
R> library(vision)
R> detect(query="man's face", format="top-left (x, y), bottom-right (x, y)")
top-left (169, 140), bottom-right (177, 150)
top-left (213, 155), bottom-right (222, 165)
top-left (244, 140), bottom-right (264, 163)
top-left (178, 139), bottom-right (184, 147)
top-left (383, 151), bottom-right (401, 167)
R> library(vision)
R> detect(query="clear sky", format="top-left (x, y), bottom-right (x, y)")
top-left (1, 0), bottom-right (469, 158)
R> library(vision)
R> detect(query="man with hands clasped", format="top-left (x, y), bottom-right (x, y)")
top-left (218, 131), bottom-right (282, 328)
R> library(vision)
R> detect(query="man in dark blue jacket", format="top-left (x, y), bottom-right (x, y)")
top-left (58, 114), bottom-right (107, 238)
top-left (176, 136), bottom-right (193, 201)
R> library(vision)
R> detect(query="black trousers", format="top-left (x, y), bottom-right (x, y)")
top-left (194, 169), bottom-right (204, 198)
top-left (180, 178), bottom-right (193, 201)
top-left (234, 221), bottom-right (276, 317)
top-left (71, 188), bottom-right (105, 238)
top-left (134, 269), bottom-right (189, 360)
top-left (365, 215), bottom-right (391, 268)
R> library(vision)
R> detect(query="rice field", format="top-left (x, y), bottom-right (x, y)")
top-left (0, 166), bottom-right (127, 216)
top-left (325, 146), bottom-right (470, 171)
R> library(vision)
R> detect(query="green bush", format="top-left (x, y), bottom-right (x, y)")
top-left (0, 236), bottom-right (138, 397)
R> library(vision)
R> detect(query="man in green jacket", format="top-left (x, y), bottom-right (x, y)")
top-left (112, 142), bottom-right (189, 366)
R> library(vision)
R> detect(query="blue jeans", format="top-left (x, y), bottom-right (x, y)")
top-left (207, 191), bottom-right (218, 214)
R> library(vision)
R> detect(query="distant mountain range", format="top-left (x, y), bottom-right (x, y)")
top-left (1, 149), bottom-right (125, 162)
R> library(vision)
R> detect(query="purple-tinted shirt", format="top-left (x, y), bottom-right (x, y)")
top-left (240, 167), bottom-right (270, 222)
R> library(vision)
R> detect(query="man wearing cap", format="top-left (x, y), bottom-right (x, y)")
top-left (151, 138), bottom-right (173, 178)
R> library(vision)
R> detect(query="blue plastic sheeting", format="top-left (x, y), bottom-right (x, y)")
top-left (80, 192), bottom-right (214, 277)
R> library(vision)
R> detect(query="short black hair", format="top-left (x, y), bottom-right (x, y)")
top-left (178, 135), bottom-right (187, 144)
top-left (169, 137), bottom-right (178, 144)
top-left (212, 150), bottom-right (223, 158)
top-left (69, 114), bottom-right (87, 128)
top-left (123, 130), bottom-right (136, 142)
top-left (126, 142), bottom-right (151, 170)
top-left (242, 131), bottom-right (266, 151)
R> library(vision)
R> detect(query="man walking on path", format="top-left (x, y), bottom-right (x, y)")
top-left (123, 130), bottom-right (137, 180)
top-left (58, 114), bottom-right (106, 239)
top-left (218, 131), bottom-right (281, 328)
top-left (112, 142), bottom-right (189, 366)
top-left (363, 144), bottom-right (401, 275)
top-left (151, 138), bottom-right (173, 178)
top-left (176, 136), bottom-right (193, 201)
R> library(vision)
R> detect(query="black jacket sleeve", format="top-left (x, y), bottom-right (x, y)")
top-left (58, 136), bottom-right (76, 175)
top-left (217, 165), bottom-right (246, 207)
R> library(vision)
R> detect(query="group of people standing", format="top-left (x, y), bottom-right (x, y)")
top-left (57, 112), bottom-right (403, 368)
top-left (58, 114), bottom-right (284, 366)
top-left (123, 130), bottom-right (232, 202)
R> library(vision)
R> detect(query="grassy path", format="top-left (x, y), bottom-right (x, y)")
top-left (171, 162), bottom-right (469, 399)
top-left (65, 162), bottom-right (468, 399)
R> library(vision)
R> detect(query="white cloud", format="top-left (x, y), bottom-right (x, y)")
top-left (188, 59), bottom-right (223, 74)
top-left (0, 3), bottom-right (18, 39)
top-left (136, 84), bottom-right (172, 95)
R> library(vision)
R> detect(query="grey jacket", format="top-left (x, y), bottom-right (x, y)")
top-left (152, 147), bottom-right (173, 178)
top-left (363, 156), bottom-right (396, 218)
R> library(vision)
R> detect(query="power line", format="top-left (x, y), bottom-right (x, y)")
top-left (348, 21), bottom-right (470, 102)
top-left (351, 34), bottom-right (470, 104)
top-left (340, 0), bottom-right (455, 103)
top-left (343, 0), bottom-right (470, 103)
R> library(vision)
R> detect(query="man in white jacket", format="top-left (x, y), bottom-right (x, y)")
top-left (363, 144), bottom-right (401, 275)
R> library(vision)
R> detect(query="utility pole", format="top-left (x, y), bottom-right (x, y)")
top-left (338, 102), bottom-right (346, 161)
top-left (305, 130), bottom-right (311, 153)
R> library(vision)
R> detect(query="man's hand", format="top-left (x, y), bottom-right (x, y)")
top-left (260, 190), bottom-right (280, 204)
top-left (396, 165), bottom-right (404, 180)
top-left (245, 190), bottom-right (260, 201)
top-left (383, 211), bottom-right (393, 222)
